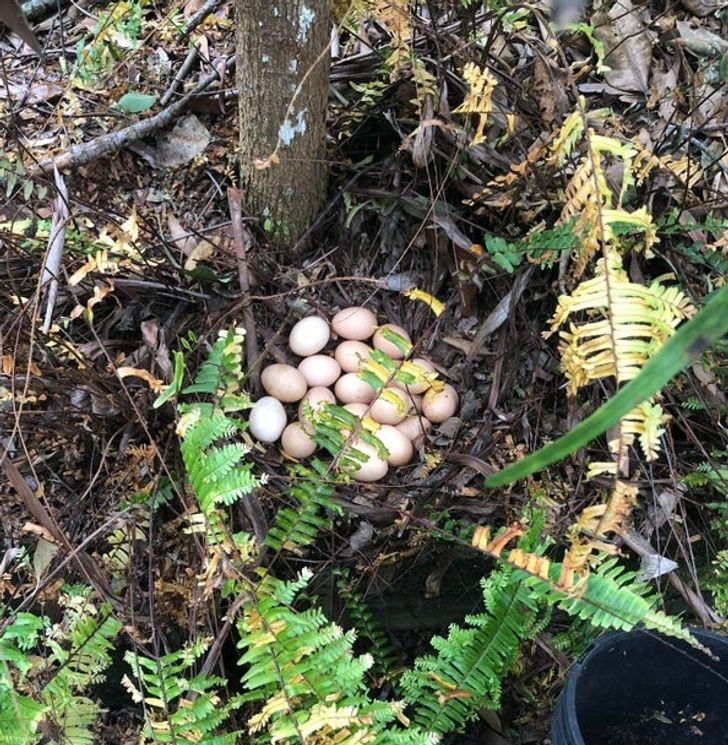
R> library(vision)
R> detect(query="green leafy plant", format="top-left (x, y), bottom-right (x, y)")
top-left (123, 638), bottom-right (240, 744)
top-left (0, 586), bottom-right (121, 744)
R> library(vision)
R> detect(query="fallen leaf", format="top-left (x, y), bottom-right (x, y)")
top-left (183, 239), bottom-right (216, 270)
top-left (167, 213), bottom-right (197, 256)
top-left (32, 537), bottom-right (58, 581)
top-left (592, 0), bottom-right (653, 93)
top-left (117, 367), bottom-right (164, 392)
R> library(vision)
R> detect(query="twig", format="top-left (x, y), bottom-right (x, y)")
top-left (41, 168), bottom-right (68, 333)
top-left (227, 187), bottom-right (260, 395)
top-left (159, 43), bottom-right (200, 107)
top-left (29, 55), bottom-right (234, 177)
top-left (177, 0), bottom-right (226, 42)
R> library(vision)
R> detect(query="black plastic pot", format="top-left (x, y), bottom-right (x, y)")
top-left (551, 628), bottom-right (728, 745)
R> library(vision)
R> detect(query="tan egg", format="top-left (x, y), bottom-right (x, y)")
top-left (347, 440), bottom-right (388, 482)
top-left (344, 402), bottom-right (369, 417)
top-left (249, 396), bottom-right (287, 443)
top-left (281, 422), bottom-right (317, 459)
top-left (369, 387), bottom-right (411, 425)
top-left (422, 384), bottom-right (459, 423)
top-left (393, 357), bottom-right (436, 395)
top-left (334, 373), bottom-right (377, 404)
top-left (335, 340), bottom-right (372, 373)
top-left (372, 324), bottom-right (411, 359)
top-left (260, 364), bottom-right (307, 402)
top-left (297, 355), bottom-right (341, 387)
top-left (331, 306), bottom-right (378, 341)
top-left (289, 316), bottom-right (330, 357)
top-left (396, 415), bottom-right (432, 446)
top-left (298, 386), bottom-right (337, 424)
top-left (409, 393), bottom-right (423, 413)
top-left (375, 425), bottom-right (413, 467)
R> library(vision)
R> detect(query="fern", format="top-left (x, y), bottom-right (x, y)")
top-left (172, 330), bottom-right (260, 518)
top-left (471, 525), bottom-right (705, 652)
top-left (123, 638), bottom-right (240, 744)
top-left (0, 587), bottom-right (121, 745)
top-left (401, 565), bottom-right (543, 736)
top-left (335, 569), bottom-right (401, 679)
top-left (265, 459), bottom-right (340, 552)
top-left (235, 570), bottom-right (435, 744)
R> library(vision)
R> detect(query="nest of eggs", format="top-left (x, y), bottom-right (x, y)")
top-left (248, 307), bottom-right (459, 483)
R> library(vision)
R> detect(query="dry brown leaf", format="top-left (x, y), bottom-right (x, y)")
top-left (167, 213), bottom-right (197, 257)
top-left (592, 0), bottom-right (652, 94)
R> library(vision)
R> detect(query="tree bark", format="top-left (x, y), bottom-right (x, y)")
top-left (236, 0), bottom-right (330, 250)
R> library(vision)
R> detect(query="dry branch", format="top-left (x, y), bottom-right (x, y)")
top-left (29, 56), bottom-right (234, 178)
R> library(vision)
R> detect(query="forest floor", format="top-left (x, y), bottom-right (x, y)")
top-left (1, 0), bottom-right (727, 742)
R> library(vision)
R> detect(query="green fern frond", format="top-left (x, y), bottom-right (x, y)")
top-left (335, 569), bottom-right (401, 679)
top-left (235, 570), bottom-right (432, 744)
top-left (179, 409), bottom-right (259, 515)
top-left (401, 565), bottom-right (542, 735)
top-left (520, 555), bottom-right (704, 651)
top-left (124, 638), bottom-right (240, 744)
top-left (0, 588), bottom-right (121, 745)
top-left (265, 459), bottom-right (340, 552)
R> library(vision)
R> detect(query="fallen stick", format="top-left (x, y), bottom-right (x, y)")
top-left (29, 55), bottom-right (234, 178)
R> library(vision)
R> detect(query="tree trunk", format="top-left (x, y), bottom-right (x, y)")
top-left (236, 0), bottom-right (330, 249)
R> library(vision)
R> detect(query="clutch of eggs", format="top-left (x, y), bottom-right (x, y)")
top-left (248, 307), bottom-right (459, 482)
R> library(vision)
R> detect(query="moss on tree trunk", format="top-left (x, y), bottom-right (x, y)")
top-left (236, 0), bottom-right (330, 250)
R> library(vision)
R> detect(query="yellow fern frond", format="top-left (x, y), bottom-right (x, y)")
top-left (619, 400), bottom-right (669, 461)
top-left (454, 63), bottom-right (498, 146)
top-left (547, 251), bottom-right (695, 395)
top-left (548, 109), bottom-right (584, 165)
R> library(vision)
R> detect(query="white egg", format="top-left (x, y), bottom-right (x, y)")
top-left (334, 373), bottom-right (377, 404)
top-left (260, 364), bottom-right (307, 402)
top-left (369, 387), bottom-right (412, 425)
top-left (249, 397), bottom-right (287, 443)
top-left (346, 439), bottom-right (388, 482)
top-left (289, 316), bottom-right (330, 357)
top-left (375, 425), bottom-right (413, 466)
top-left (372, 324), bottom-right (411, 359)
top-left (297, 354), bottom-right (341, 387)
top-left (334, 340), bottom-right (373, 373)
top-left (281, 422), bottom-right (317, 459)
top-left (331, 306), bottom-right (378, 340)
top-left (422, 384), bottom-right (459, 423)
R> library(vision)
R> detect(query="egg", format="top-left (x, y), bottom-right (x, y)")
top-left (422, 384), bottom-right (459, 423)
top-left (281, 421), bottom-right (317, 459)
top-left (298, 386), bottom-right (337, 423)
top-left (331, 306), bottom-right (377, 340)
top-left (334, 340), bottom-right (372, 373)
top-left (289, 316), bottom-right (330, 357)
top-left (297, 355), bottom-right (341, 387)
top-left (343, 402), bottom-right (369, 417)
top-left (372, 324), bottom-right (411, 359)
top-left (393, 357), bottom-right (436, 395)
top-left (346, 439), bottom-right (389, 482)
top-left (334, 373), bottom-right (377, 404)
top-left (249, 397), bottom-right (287, 443)
top-left (396, 415), bottom-right (432, 445)
top-left (375, 425), bottom-right (413, 466)
top-left (260, 364), bottom-right (307, 402)
top-left (369, 387), bottom-right (412, 425)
